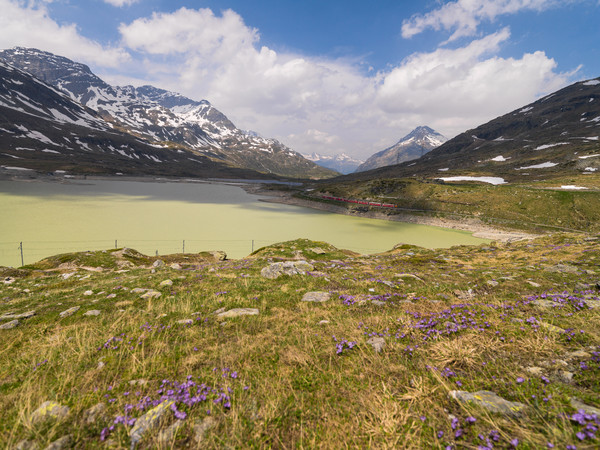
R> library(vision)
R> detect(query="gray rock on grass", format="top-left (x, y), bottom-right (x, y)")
top-left (129, 400), bottom-right (173, 448)
top-left (0, 320), bottom-right (19, 329)
top-left (570, 398), bottom-right (600, 416)
top-left (216, 308), bottom-right (259, 319)
top-left (158, 420), bottom-right (184, 445)
top-left (1, 310), bottom-right (35, 320)
top-left (59, 306), bottom-right (80, 318)
top-left (83, 402), bottom-right (107, 425)
top-left (261, 261), bottom-right (314, 279)
top-left (31, 401), bottom-right (70, 424)
top-left (301, 292), bottom-right (331, 303)
top-left (448, 390), bottom-right (527, 417)
top-left (140, 290), bottom-right (161, 299)
top-left (43, 435), bottom-right (72, 450)
top-left (84, 310), bottom-right (101, 317)
top-left (366, 337), bottom-right (386, 353)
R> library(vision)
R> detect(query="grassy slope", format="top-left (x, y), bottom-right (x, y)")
top-left (308, 175), bottom-right (600, 233)
top-left (0, 235), bottom-right (599, 448)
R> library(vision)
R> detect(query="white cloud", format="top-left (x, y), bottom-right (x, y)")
top-left (117, 9), bottom-right (572, 158)
top-left (0, 0), bottom-right (129, 67)
top-left (103, 0), bottom-right (139, 6)
top-left (401, 0), bottom-right (574, 42)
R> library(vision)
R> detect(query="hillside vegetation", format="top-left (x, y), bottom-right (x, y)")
top-left (1, 234), bottom-right (599, 448)
top-left (305, 175), bottom-right (600, 233)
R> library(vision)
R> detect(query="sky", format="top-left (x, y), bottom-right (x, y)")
top-left (1, 0), bottom-right (599, 159)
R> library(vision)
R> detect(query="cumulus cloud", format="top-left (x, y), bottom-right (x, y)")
top-left (401, 0), bottom-right (575, 42)
top-left (0, 0), bottom-right (129, 67)
top-left (103, 0), bottom-right (139, 6)
top-left (115, 8), bottom-right (572, 157)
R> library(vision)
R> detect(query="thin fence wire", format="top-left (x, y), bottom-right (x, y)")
top-left (0, 238), bottom-right (385, 267)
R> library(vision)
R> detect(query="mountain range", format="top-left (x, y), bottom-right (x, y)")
top-left (355, 126), bottom-right (447, 172)
top-left (0, 47), bottom-right (335, 179)
top-left (337, 78), bottom-right (600, 183)
top-left (302, 153), bottom-right (364, 174)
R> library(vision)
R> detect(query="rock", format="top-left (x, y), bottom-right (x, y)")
top-left (59, 306), bottom-right (80, 318)
top-left (539, 321), bottom-right (565, 333)
top-left (301, 292), bottom-right (331, 303)
top-left (546, 263), bottom-right (579, 274)
top-left (526, 280), bottom-right (541, 287)
top-left (3, 276), bottom-right (15, 284)
top-left (210, 251), bottom-right (227, 261)
top-left (83, 290), bottom-right (93, 296)
top-left (453, 289), bottom-right (475, 300)
top-left (128, 379), bottom-right (148, 386)
top-left (532, 299), bottom-right (556, 308)
top-left (448, 390), bottom-right (527, 417)
top-left (585, 299), bottom-right (600, 309)
top-left (539, 359), bottom-right (568, 369)
top-left (216, 308), bottom-right (259, 319)
top-left (14, 440), bottom-right (38, 450)
top-left (525, 366), bottom-right (545, 376)
top-left (261, 261), bottom-right (314, 279)
top-left (159, 279), bottom-right (173, 287)
top-left (61, 272), bottom-right (76, 280)
top-left (565, 350), bottom-right (592, 360)
top-left (177, 319), bottom-right (193, 325)
top-left (366, 336), bottom-right (385, 353)
top-left (97, 361), bottom-right (105, 369)
top-left (560, 371), bottom-right (574, 383)
top-left (43, 436), bottom-right (72, 450)
top-left (31, 401), bottom-right (70, 424)
top-left (309, 247), bottom-right (326, 255)
top-left (129, 400), bottom-right (174, 448)
top-left (1, 310), bottom-right (35, 320)
top-left (140, 290), bottom-right (161, 299)
top-left (83, 310), bottom-right (101, 317)
top-left (106, 293), bottom-right (117, 299)
top-left (193, 416), bottom-right (216, 444)
top-left (371, 300), bottom-right (386, 306)
top-left (570, 398), bottom-right (600, 416)
top-left (0, 320), bottom-right (19, 329)
top-left (487, 280), bottom-right (499, 287)
top-left (158, 420), bottom-right (184, 445)
top-left (131, 288), bottom-right (147, 294)
top-left (152, 260), bottom-right (165, 268)
top-left (170, 263), bottom-right (182, 270)
top-left (318, 320), bottom-right (330, 325)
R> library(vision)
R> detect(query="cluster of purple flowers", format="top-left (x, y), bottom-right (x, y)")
top-left (571, 409), bottom-right (599, 442)
top-left (332, 336), bottom-right (356, 355)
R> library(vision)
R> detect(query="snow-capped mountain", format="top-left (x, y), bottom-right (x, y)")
top-left (0, 47), bottom-right (335, 179)
top-left (341, 77), bottom-right (600, 182)
top-left (355, 126), bottom-right (447, 172)
top-left (0, 59), bottom-right (274, 178)
top-left (302, 153), bottom-right (364, 174)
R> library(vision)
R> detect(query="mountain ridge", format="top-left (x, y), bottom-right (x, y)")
top-left (355, 126), bottom-right (447, 172)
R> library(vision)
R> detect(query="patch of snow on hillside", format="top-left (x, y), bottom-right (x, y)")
top-left (559, 185), bottom-right (588, 190)
top-left (41, 149), bottom-right (60, 154)
top-left (578, 154), bottom-right (600, 159)
top-left (519, 107), bottom-right (534, 113)
top-left (490, 155), bottom-right (509, 162)
top-left (2, 153), bottom-right (21, 159)
top-left (1, 166), bottom-right (33, 171)
top-left (583, 80), bottom-right (600, 86)
top-left (438, 176), bottom-right (506, 185)
top-left (534, 143), bottom-right (568, 151)
top-left (26, 131), bottom-right (59, 146)
top-left (438, 168), bottom-right (449, 171)
top-left (516, 162), bottom-right (557, 170)
top-left (584, 167), bottom-right (598, 172)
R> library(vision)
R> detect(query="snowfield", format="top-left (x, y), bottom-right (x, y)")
top-left (438, 176), bottom-right (506, 185)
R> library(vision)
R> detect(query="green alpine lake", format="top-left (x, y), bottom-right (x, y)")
top-left (0, 178), bottom-right (488, 267)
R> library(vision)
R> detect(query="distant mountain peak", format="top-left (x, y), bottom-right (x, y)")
top-left (355, 126), bottom-right (447, 172)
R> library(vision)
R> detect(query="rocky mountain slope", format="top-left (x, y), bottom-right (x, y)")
top-left (0, 47), bottom-right (334, 179)
top-left (0, 60), bottom-right (275, 178)
top-left (355, 126), bottom-right (447, 172)
top-left (302, 152), bottom-right (363, 174)
top-left (341, 78), bottom-right (600, 182)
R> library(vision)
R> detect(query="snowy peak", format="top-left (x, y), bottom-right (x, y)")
top-left (355, 126), bottom-right (447, 172)
top-left (0, 47), bottom-right (335, 179)
top-left (302, 152), bottom-right (364, 174)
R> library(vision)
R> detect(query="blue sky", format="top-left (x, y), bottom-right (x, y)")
top-left (1, 0), bottom-right (599, 158)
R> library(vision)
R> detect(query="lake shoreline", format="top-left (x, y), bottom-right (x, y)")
top-left (245, 185), bottom-right (539, 244)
